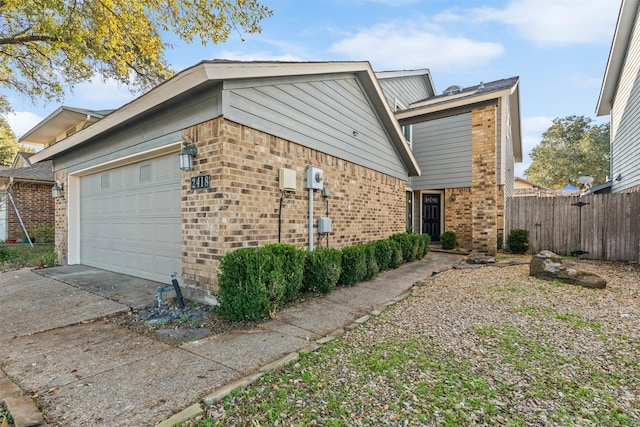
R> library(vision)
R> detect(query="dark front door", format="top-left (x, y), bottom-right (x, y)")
top-left (422, 194), bottom-right (441, 241)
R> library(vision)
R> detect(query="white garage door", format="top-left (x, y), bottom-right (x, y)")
top-left (80, 154), bottom-right (182, 283)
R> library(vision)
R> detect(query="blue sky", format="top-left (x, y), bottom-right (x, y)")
top-left (6, 0), bottom-right (621, 178)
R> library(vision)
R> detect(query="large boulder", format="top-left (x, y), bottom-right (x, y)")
top-left (530, 251), bottom-right (607, 289)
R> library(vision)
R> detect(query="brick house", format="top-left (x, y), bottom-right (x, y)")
top-left (377, 72), bottom-right (522, 254)
top-left (0, 153), bottom-right (54, 242)
top-left (29, 61), bottom-right (421, 301)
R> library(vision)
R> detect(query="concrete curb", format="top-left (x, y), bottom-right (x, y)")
top-left (0, 369), bottom-right (48, 427)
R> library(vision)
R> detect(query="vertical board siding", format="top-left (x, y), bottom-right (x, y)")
top-left (411, 113), bottom-right (472, 189)
top-left (612, 7), bottom-right (640, 193)
top-left (378, 75), bottom-right (430, 109)
top-left (225, 76), bottom-right (409, 180)
top-left (506, 193), bottom-right (640, 262)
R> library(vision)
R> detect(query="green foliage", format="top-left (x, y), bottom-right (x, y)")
top-left (0, 116), bottom-right (34, 166)
top-left (38, 251), bottom-right (57, 268)
top-left (303, 248), bottom-right (342, 294)
top-left (338, 244), bottom-right (367, 286)
top-left (507, 229), bottom-right (530, 254)
top-left (388, 240), bottom-right (404, 269)
top-left (263, 243), bottom-right (305, 303)
top-left (0, 0), bottom-right (272, 113)
top-left (31, 223), bottom-right (55, 243)
top-left (390, 232), bottom-right (428, 262)
top-left (416, 233), bottom-right (431, 259)
top-left (0, 243), bottom-right (55, 270)
top-left (525, 116), bottom-right (610, 189)
top-left (497, 234), bottom-right (503, 251)
top-left (441, 230), bottom-right (456, 250)
top-left (216, 247), bottom-right (286, 321)
top-left (374, 239), bottom-right (393, 271)
top-left (363, 242), bottom-right (379, 280)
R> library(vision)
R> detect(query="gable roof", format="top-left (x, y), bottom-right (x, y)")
top-left (596, 0), bottom-right (638, 116)
top-left (19, 107), bottom-right (113, 147)
top-left (394, 76), bottom-right (522, 162)
top-left (11, 152), bottom-right (34, 168)
top-left (30, 61), bottom-right (420, 176)
top-left (375, 69), bottom-right (437, 103)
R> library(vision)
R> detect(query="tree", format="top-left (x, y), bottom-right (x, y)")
top-left (0, 0), bottom-right (272, 113)
top-left (0, 116), bottom-right (34, 165)
top-left (525, 116), bottom-right (610, 189)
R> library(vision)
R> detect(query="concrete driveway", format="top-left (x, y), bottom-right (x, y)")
top-left (0, 253), bottom-right (464, 426)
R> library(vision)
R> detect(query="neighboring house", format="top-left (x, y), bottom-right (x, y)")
top-left (596, 0), bottom-right (640, 193)
top-left (0, 153), bottom-right (54, 242)
top-left (28, 61), bottom-right (421, 301)
top-left (378, 72), bottom-right (522, 254)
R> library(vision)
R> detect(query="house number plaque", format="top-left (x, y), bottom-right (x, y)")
top-left (191, 174), bottom-right (210, 190)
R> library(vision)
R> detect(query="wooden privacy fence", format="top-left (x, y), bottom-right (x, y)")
top-left (505, 193), bottom-right (640, 262)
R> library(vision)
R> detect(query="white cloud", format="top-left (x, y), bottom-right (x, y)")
top-left (474, 0), bottom-right (619, 47)
top-left (515, 116), bottom-right (553, 177)
top-left (6, 111), bottom-right (43, 139)
top-left (330, 22), bottom-right (504, 70)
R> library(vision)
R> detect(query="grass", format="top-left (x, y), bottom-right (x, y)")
top-left (180, 266), bottom-right (639, 427)
top-left (0, 243), bottom-right (56, 271)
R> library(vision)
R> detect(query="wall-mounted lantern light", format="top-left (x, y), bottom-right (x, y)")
top-left (179, 136), bottom-right (198, 171)
top-left (51, 182), bottom-right (64, 198)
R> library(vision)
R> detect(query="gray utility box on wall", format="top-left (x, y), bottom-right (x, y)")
top-left (318, 217), bottom-right (332, 233)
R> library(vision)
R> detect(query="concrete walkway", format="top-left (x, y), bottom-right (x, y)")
top-left (0, 251), bottom-right (464, 427)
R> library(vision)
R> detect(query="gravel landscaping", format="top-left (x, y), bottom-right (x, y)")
top-left (184, 257), bottom-right (640, 426)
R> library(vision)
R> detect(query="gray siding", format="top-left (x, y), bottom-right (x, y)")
top-left (54, 85), bottom-right (223, 172)
top-left (378, 76), bottom-right (431, 110)
top-left (410, 113), bottom-right (472, 189)
top-left (223, 74), bottom-right (408, 180)
top-left (612, 5), bottom-right (640, 193)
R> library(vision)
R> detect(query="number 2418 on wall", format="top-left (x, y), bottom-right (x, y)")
top-left (190, 174), bottom-right (210, 190)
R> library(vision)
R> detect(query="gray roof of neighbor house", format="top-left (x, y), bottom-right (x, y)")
top-left (395, 76), bottom-right (523, 162)
top-left (596, 0), bottom-right (638, 116)
top-left (30, 61), bottom-right (420, 176)
top-left (19, 106), bottom-right (114, 147)
top-left (0, 160), bottom-right (53, 183)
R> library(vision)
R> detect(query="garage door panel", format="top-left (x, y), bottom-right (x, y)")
top-left (80, 153), bottom-right (181, 283)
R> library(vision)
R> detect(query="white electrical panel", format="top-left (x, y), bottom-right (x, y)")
top-left (318, 217), bottom-right (332, 233)
top-left (306, 166), bottom-right (324, 190)
top-left (279, 168), bottom-right (296, 191)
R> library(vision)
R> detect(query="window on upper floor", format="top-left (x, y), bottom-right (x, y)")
top-left (395, 100), bottom-right (412, 148)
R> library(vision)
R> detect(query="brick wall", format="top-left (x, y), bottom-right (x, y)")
top-left (182, 117), bottom-right (408, 291)
top-left (6, 181), bottom-right (54, 242)
top-left (444, 187), bottom-right (472, 249)
top-left (471, 104), bottom-right (498, 255)
top-left (53, 170), bottom-right (68, 264)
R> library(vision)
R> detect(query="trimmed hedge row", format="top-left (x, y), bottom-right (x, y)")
top-left (216, 233), bottom-right (431, 321)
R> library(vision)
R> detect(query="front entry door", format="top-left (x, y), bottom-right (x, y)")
top-left (422, 194), bottom-right (441, 241)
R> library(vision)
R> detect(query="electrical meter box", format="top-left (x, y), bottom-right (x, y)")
top-left (279, 168), bottom-right (296, 191)
top-left (318, 217), bottom-right (332, 234)
top-left (306, 166), bottom-right (324, 190)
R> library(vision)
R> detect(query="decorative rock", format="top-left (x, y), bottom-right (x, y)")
top-left (530, 251), bottom-right (607, 289)
top-left (467, 255), bottom-right (496, 264)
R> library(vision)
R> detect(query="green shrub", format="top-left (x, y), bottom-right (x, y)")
top-left (303, 248), bottom-right (342, 294)
top-left (338, 244), bottom-right (367, 286)
top-left (497, 234), bottom-right (503, 251)
top-left (363, 242), bottom-right (380, 280)
top-left (374, 239), bottom-right (393, 271)
top-left (388, 240), bottom-right (403, 269)
top-left (38, 252), bottom-right (57, 268)
top-left (441, 230), bottom-right (456, 250)
top-left (216, 247), bottom-right (286, 321)
top-left (417, 233), bottom-right (431, 259)
top-left (507, 229), bottom-right (530, 254)
top-left (263, 243), bottom-right (306, 302)
top-left (390, 233), bottom-right (416, 262)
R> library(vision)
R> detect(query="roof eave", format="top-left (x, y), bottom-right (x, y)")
top-left (596, 0), bottom-right (638, 116)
